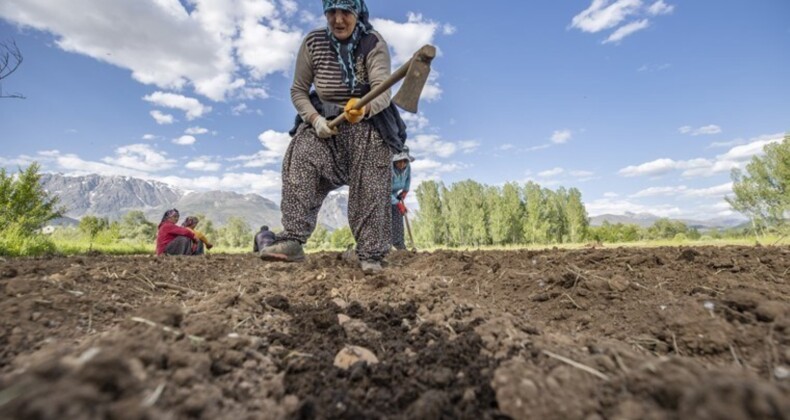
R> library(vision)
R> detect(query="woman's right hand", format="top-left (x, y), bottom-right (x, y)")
top-left (311, 115), bottom-right (338, 139)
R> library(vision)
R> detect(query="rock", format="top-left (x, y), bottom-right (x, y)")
top-left (333, 345), bottom-right (379, 370)
top-left (0, 266), bottom-right (18, 278)
top-left (754, 301), bottom-right (785, 322)
top-left (342, 319), bottom-right (382, 342)
top-left (337, 314), bottom-right (351, 325)
top-left (332, 298), bottom-right (348, 309)
top-left (607, 275), bottom-right (630, 292)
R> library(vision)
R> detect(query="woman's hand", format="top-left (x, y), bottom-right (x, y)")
top-left (344, 98), bottom-right (366, 124)
top-left (311, 115), bottom-right (339, 138)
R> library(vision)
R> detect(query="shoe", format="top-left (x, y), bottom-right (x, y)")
top-left (259, 240), bottom-right (305, 262)
top-left (360, 259), bottom-right (382, 274)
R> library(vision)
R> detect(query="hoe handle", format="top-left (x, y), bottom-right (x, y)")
top-left (328, 45), bottom-right (434, 129)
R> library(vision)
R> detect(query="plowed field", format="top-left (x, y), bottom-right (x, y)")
top-left (1, 245), bottom-right (788, 419)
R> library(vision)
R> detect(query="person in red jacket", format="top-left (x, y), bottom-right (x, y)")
top-left (156, 209), bottom-right (196, 256)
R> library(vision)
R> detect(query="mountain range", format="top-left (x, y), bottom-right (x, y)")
top-left (39, 173), bottom-right (349, 231)
top-left (589, 212), bottom-right (745, 229)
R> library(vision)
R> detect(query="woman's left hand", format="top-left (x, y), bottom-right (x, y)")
top-left (344, 98), bottom-right (366, 124)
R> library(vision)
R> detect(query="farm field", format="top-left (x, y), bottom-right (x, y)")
top-left (1, 245), bottom-right (788, 419)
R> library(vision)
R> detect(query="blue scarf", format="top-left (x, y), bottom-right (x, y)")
top-left (322, 0), bottom-right (373, 90)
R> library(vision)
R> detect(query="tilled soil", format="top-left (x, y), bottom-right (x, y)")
top-left (0, 245), bottom-right (788, 419)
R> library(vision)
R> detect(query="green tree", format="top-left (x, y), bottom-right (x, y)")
top-left (522, 181), bottom-right (547, 244)
top-left (306, 225), bottom-right (330, 250)
top-left (218, 216), bottom-right (251, 248)
top-left (79, 216), bottom-right (109, 250)
top-left (486, 184), bottom-right (525, 246)
top-left (119, 210), bottom-right (156, 242)
top-left (0, 163), bottom-right (63, 234)
top-left (565, 188), bottom-right (589, 243)
top-left (726, 134), bottom-right (789, 236)
top-left (414, 180), bottom-right (445, 245)
top-left (647, 218), bottom-right (689, 240)
top-left (330, 226), bottom-right (355, 249)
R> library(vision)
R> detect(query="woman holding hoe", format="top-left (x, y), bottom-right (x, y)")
top-left (390, 145), bottom-right (414, 250)
top-left (259, 0), bottom-right (407, 274)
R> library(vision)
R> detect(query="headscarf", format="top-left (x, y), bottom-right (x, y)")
top-left (322, 0), bottom-right (373, 90)
top-left (159, 208), bottom-right (179, 227)
top-left (182, 216), bottom-right (199, 228)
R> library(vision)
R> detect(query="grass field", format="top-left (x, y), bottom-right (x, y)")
top-left (39, 235), bottom-right (786, 257)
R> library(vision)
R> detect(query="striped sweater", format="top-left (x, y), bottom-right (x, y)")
top-left (291, 28), bottom-right (392, 124)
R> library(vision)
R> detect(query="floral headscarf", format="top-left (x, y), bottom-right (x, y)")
top-left (182, 216), bottom-right (199, 228)
top-left (159, 208), bottom-right (179, 227)
top-left (322, 0), bottom-right (373, 90)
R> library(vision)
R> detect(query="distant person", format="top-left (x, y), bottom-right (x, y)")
top-left (390, 145), bottom-right (414, 250)
top-left (182, 216), bottom-right (213, 255)
top-left (156, 209), bottom-right (196, 256)
top-left (258, 0), bottom-right (407, 274)
top-left (254, 225), bottom-right (276, 253)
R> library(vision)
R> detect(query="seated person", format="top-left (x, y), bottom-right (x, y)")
top-left (254, 225), bottom-right (276, 252)
top-left (156, 209), bottom-right (196, 256)
top-left (182, 216), bottom-right (213, 255)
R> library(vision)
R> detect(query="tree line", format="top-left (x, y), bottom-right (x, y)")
top-left (411, 180), bottom-right (590, 247)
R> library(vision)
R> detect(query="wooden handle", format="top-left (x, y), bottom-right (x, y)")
top-left (327, 60), bottom-right (410, 129)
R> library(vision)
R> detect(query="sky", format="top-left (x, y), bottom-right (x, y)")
top-left (1, 0), bottom-right (788, 221)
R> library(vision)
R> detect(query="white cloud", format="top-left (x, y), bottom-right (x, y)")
top-left (232, 103), bottom-right (251, 116)
top-left (100, 144), bottom-right (176, 172)
top-left (186, 156), bottom-right (221, 172)
top-left (631, 185), bottom-right (687, 197)
top-left (459, 140), bottom-right (480, 154)
top-left (571, 0), bottom-right (643, 33)
top-left (683, 182), bottom-right (732, 198)
top-left (571, 0), bottom-right (674, 45)
top-left (585, 197), bottom-right (682, 217)
top-left (373, 13), bottom-right (443, 102)
top-left (539, 167), bottom-right (564, 177)
top-left (144, 91), bottom-right (211, 120)
top-left (603, 192), bottom-right (619, 198)
top-left (158, 170), bottom-right (283, 197)
top-left (619, 158), bottom-right (676, 177)
top-left (185, 126), bottom-right (209, 135)
top-left (142, 134), bottom-right (158, 141)
top-left (0, 0), bottom-right (302, 102)
top-left (551, 129), bottom-right (573, 144)
top-left (619, 132), bottom-right (783, 178)
top-left (228, 129), bottom-right (291, 168)
top-left (603, 19), bottom-right (649, 44)
top-left (373, 13), bottom-right (439, 66)
top-left (173, 135), bottom-right (197, 146)
top-left (679, 124), bottom-right (722, 136)
top-left (150, 110), bottom-right (175, 125)
top-left (648, 0), bottom-right (674, 15)
top-left (442, 24), bottom-right (457, 35)
top-left (401, 112), bottom-right (430, 133)
top-left (409, 134), bottom-right (459, 159)
top-left (498, 144), bottom-right (515, 151)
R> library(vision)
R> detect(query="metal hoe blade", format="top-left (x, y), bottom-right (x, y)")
top-left (392, 45), bottom-right (437, 113)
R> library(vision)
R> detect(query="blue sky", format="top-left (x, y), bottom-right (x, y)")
top-left (1, 0), bottom-right (788, 220)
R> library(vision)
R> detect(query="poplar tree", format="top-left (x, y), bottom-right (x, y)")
top-left (726, 134), bottom-right (789, 236)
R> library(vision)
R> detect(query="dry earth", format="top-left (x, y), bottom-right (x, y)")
top-left (1, 245), bottom-right (789, 419)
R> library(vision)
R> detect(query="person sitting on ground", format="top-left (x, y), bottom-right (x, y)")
top-left (156, 209), bottom-right (196, 256)
top-left (182, 216), bottom-right (213, 255)
top-left (259, 0), bottom-right (407, 275)
top-left (254, 225), bottom-right (277, 253)
top-left (390, 145), bottom-right (414, 250)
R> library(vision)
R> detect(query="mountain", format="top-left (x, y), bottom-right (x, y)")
top-left (590, 212), bottom-right (746, 229)
top-left (40, 173), bottom-right (350, 231)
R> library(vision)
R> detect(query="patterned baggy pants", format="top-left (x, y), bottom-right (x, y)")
top-left (391, 204), bottom-right (406, 250)
top-left (279, 121), bottom-right (392, 261)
